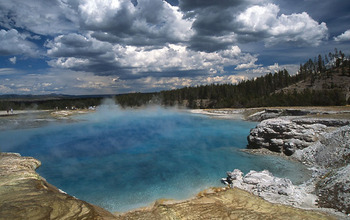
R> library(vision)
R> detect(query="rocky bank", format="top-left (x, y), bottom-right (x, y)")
top-left (245, 112), bottom-right (350, 215)
top-left (247, 117), bottom-right (349, 155)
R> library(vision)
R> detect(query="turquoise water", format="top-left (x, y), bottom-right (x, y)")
top-left (0, 106), bottom-right (310, 212)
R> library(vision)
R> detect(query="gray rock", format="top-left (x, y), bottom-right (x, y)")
top-left (247, 109), bottom-right (283, 121)
top-left (316, 164), bottom-right (350, 214)
top-left (293, 126), bottom-right (350, 168)
top-left (283, 141), bottom-right (296, 156)
top-left (221, 169), bottom-right (317, 208)
top-left (247, 117), bottom-right (349, 155)
top-left (294, 118), bottom-right (350, 127)
top-left (246, 116), bottom-right (350, 215)
top-left (292, 125), bottom-right (350, 214)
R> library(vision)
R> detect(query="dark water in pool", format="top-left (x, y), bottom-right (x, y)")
top-left (0, 105), bottom-right (311, 212)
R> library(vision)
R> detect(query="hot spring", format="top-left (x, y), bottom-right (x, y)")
top-left (0, 105), bottom-right (311, 212)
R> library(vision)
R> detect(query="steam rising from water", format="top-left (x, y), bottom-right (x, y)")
top-left (0, 103), bottom-right (311, 212)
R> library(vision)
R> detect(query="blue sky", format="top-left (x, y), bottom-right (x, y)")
top-left (0, 0), bottom-right (350, 95)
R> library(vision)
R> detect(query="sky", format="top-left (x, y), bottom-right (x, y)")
top-left (0, 0), bottom-right (350, 95)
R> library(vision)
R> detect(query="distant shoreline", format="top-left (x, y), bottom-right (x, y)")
top-left (0, 109), bottom-right (50, 117)
top-left (196, 106), bottom-right (350, 121)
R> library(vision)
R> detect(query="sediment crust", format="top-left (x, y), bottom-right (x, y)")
top-left (0, 152), bottom-right (116, 220)
top-left (115, 187), bottom-right (336, 220)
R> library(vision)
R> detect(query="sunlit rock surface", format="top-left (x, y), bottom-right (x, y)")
top-left (221, 169), bottom-right (317, 208)
top-left (115, 188), bottom-right (335, 220)
top-left (0, 153), bottom-right (116, 220)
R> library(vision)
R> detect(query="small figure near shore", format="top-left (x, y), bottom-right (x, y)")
top-left (10, 109), bottom-right (13, 114)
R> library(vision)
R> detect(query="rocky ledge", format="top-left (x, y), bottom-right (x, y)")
top-left (247, 117), bottom-right (349, 155)
top-left (245, 115), bottom-right (350, 215)
top-left (0, 152), bottom-right (116, 220)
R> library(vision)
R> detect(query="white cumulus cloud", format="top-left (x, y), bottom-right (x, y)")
top-left (46, 32), bottom-right (258, 78)
top-left (0, 29), bottom-right (38, 56)
top-left (78, 0), bottom-right (194, 45)
top-left (0, 0), bottom-right (79, 35)
top-left (9, 56), bottom-right (17, 64)
top-left (236, 3), bottom-right (328, 46)
top-left (334, 30), bottom-right (350, 42)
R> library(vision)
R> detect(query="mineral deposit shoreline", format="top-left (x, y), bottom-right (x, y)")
top-left (117, 107), bottom-right (350, 218)
top-left (201, 107), bottom-right (350, 217)
top-left (1, 106), bottom-right (350, 219)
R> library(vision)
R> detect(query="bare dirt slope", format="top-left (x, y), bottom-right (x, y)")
top-left (278, 69), bottom-right (350, 100)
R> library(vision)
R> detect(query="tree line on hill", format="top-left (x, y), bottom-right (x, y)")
top-left (158, 74), bottom-right (347, 108)
top-left (299, 48), bottom-right (350, 84)
top-left (158, 48), bottom-right (349, 108)
top-left (1, 49), bottom-right (349, 110)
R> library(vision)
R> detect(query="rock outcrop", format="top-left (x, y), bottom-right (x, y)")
top-left (221, 169), bottom-right (316, 208)
top-left (247, 115), bottom-right (350, 215)
top-left (0, 153), bottom-right (116, 220)
top-left (293, 125), bottom-right (350, 167)
top-left (316, 164), bottom-right (350, 214)
top-left (247, 117), bottom-right (349, 156)
top-left (292, 125), bottom-right (350, 214)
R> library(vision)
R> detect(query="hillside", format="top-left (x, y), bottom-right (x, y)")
top-left (158, 49), bottom-right (350, 108)
top-left (278, 67), bottom-right (350, 101)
